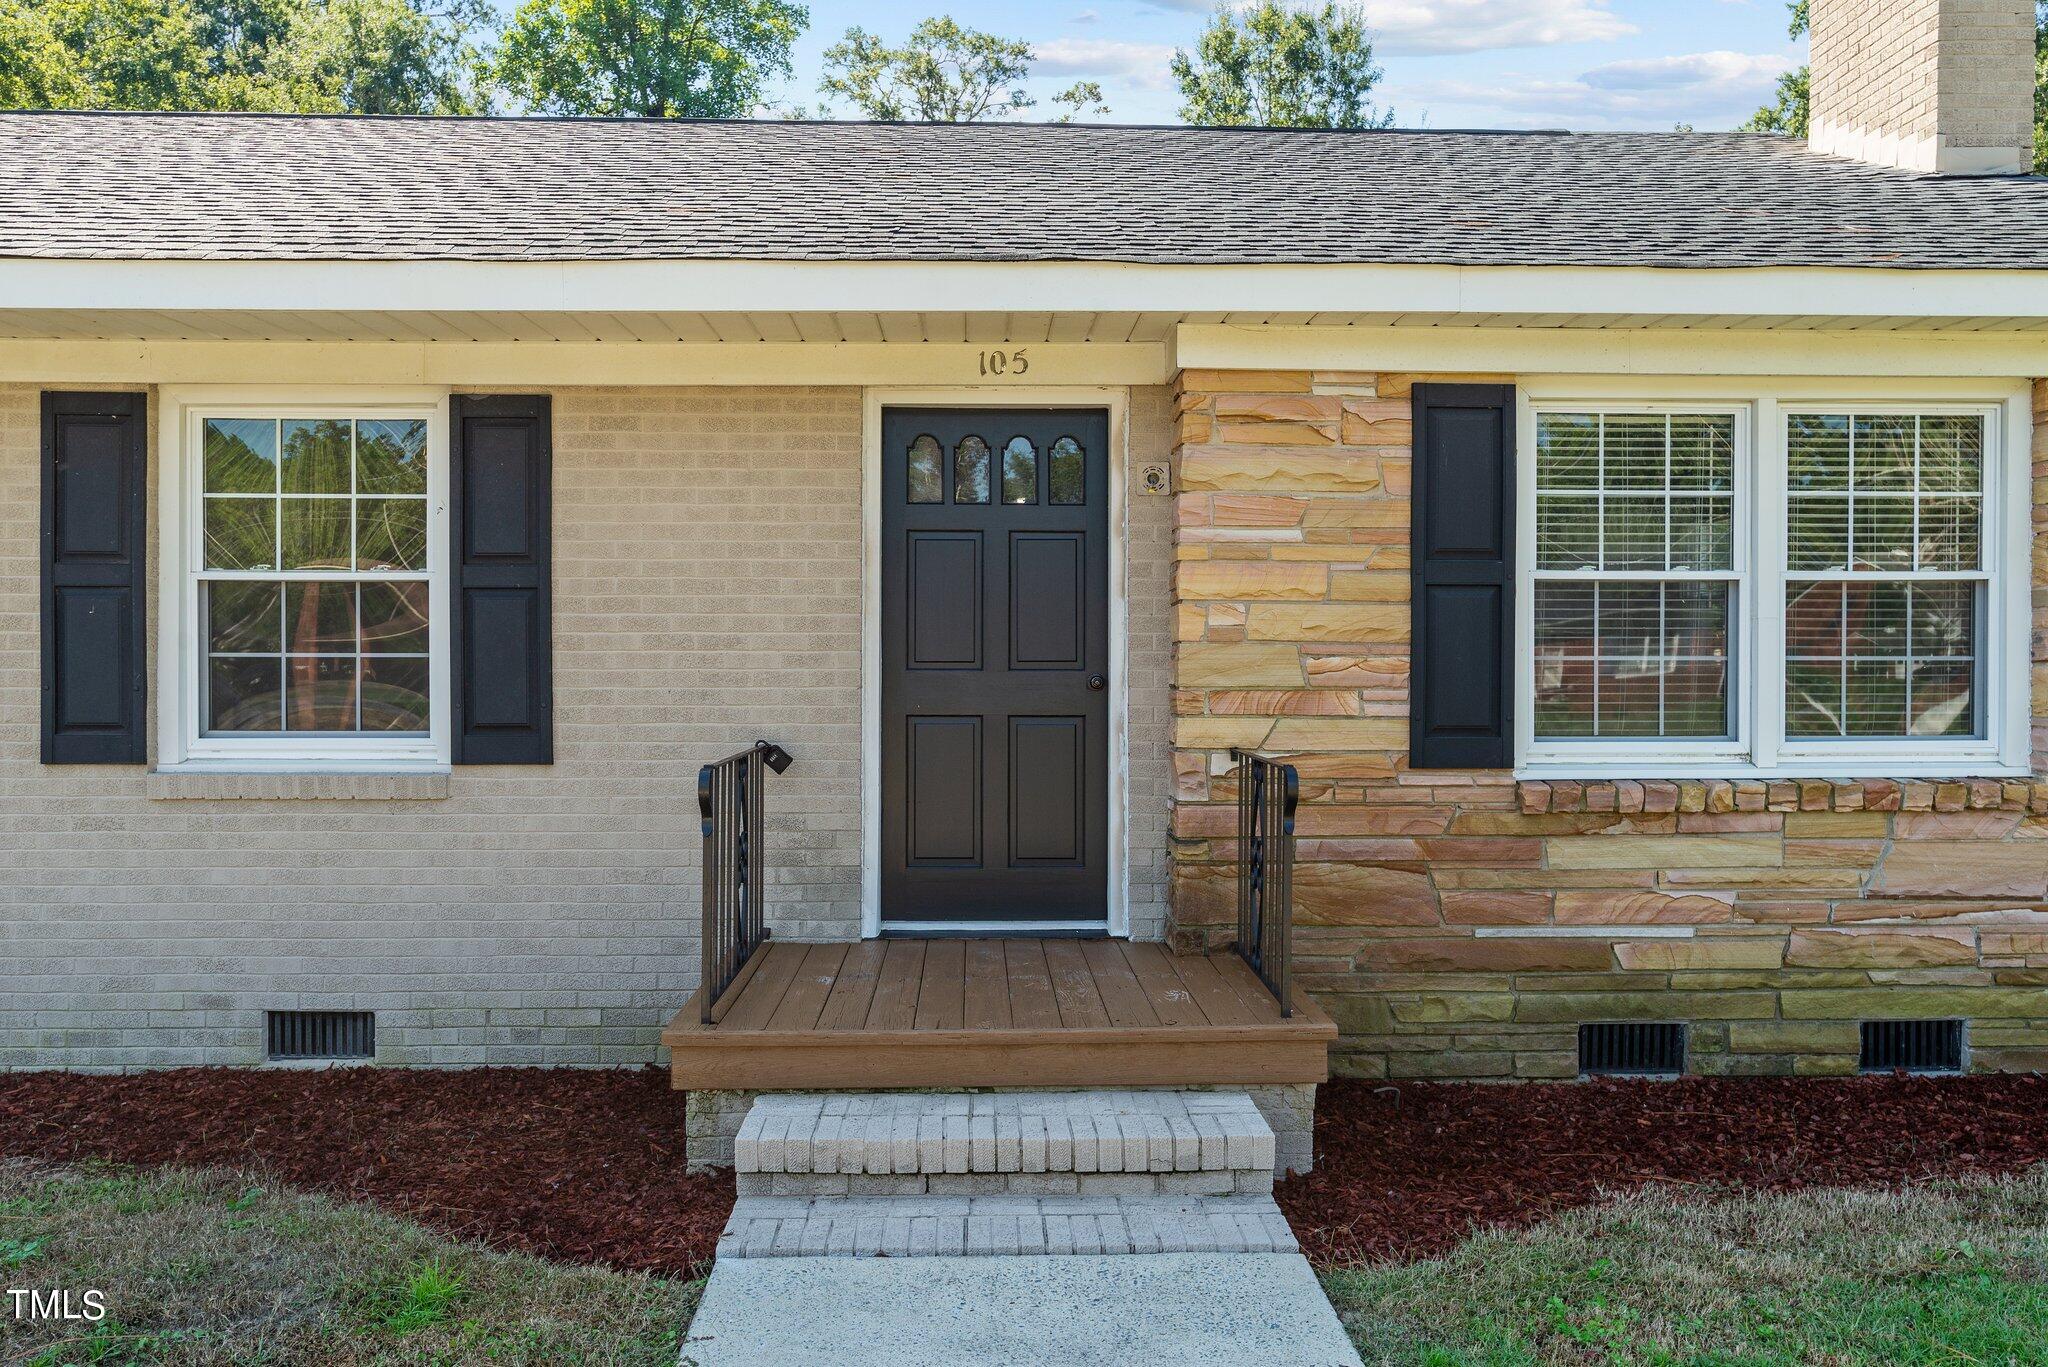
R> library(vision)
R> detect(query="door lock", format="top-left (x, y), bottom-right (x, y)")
top-left (1087, 674), bottom-right (1107, 691)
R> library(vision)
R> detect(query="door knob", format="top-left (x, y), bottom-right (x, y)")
top-left (1087, 674), bottom-right (1106, 691)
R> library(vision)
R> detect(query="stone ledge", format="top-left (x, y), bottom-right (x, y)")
top-left (1520, 777), bottom-right (2048, 817)
top-left (146, 770), bottom-right (452, 801)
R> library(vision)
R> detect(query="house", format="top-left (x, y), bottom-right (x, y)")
top-left (5, 0), bottom-right (2048, 1160)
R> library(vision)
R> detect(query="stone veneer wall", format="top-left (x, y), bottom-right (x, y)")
top-left (1167, 370), bottom-right (2048, 1081)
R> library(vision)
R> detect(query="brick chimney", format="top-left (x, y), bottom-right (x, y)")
top-left (1809, 0), bottom-right (2036, 174)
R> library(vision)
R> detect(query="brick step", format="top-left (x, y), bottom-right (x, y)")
top-left (733, 1091), bottom-right (1276, 1197)
top-left (717, 1192), bottom-right (1300, 1259)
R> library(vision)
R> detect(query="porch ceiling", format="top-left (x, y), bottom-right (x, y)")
top-left (6, 308), bottom-right (2048, 345)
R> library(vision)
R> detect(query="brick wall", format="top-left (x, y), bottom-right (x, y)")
top-left (1169, 369), bottom-right (2048, 1081)
top-left (0, 383), bottom-right (1174, 1068)
top-left (1810, 0), bottom-right (2035, 172)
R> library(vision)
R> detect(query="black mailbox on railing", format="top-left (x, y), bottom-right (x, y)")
top-left (1230, 748), bottom-right (1299, 1019)
top-left (699, 740), bottom-right (793, 1025)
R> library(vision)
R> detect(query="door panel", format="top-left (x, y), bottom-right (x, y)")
top-left (907, 532), bottom-right (982, 668)
top-left (1009, 717), bottom-right (1085, 864)
top-left (907, 716), bottom-right (981, 863)
top-left (882, 407), bottom-right (1110, 924)
top-left (1010, 533), bottom-right (1084, 669)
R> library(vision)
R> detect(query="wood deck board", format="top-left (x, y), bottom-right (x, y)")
top-left (1080, 939), bottom-right (1160, 1030)
top-left (1167, 953), bottom-right (1260, 1027)
top-left (913, 940), bottom-right (967, 1031)
top-left (1002, 939), bottom-right (1062, 1030)
top-left (1119, 941), bottom-right (1209, 1028)
top-left (864, 941), bottom-right (927, 1031)
top-left (666, 940), bottom-right (1333, 1092)
top-left (815, 940), bottom-right (888, 1031)
top-left (713, 941), bottom-right (808, 1031)
top-left (1042, 940), bottom-right (1112, 1029)
top-left (765, 943), bottom-right (849, 1032)
top-left (962, 940), bottom-right (1013, 1031)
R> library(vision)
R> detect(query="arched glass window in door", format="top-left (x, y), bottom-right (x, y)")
top-left (1002, 436), bottom-right (1037, 504)
top-left (954, 435), bottom-right (991, 504)
top-left (906, 434), bottom-right (943, 504)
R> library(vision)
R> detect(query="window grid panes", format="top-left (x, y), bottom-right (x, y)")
top-left (198, 416), bottom-right (430, 736)
top-left (1532, 412), bottom-right (1737, 741)
top-left (1783, 412), bottom-right (1986, 741)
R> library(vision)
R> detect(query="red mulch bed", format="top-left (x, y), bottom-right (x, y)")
top-left (0, 1066), bottom-right (732, 1277)
top-left (6, 1068), bottom-right (2047, 1276)
top-left (1282, 1074), bottom-right (2048, 1267)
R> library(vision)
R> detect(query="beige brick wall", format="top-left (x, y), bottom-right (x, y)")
top-left (1810, 0), bottom-right (2036, 173)
top-left (1170, 369), bottom-right (2048, 1082)
top-left (0, 383), bottom-right (1174, 1068)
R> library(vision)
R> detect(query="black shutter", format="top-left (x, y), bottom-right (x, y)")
top-left (450, 395), bottom-right (552, 764)
top-left (1409, 384), bottom-right (1515, 769)
top-left (42, 391), bottom-right (146, 764)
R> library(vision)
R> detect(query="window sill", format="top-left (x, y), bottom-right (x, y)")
top-left (1519, 775), bottom-right (2047, 817)
top-left (146, 769), bottom-right (451, 801)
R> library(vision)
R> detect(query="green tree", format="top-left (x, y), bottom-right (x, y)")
top-left (1171, 0), bottom-right (1391, 129)
top-left (818, 17), bottom-right (1108, 122)
top-left (1739, 0), bottom-right (1809, 136)
top-left (0, 0), bottom-right (486, 112)
top-left (257, 0), bottom-right (487, 113)
top-left (0, 0), bottom-right (223, 109)
top-left (489, 0), bottom-right (805, 117)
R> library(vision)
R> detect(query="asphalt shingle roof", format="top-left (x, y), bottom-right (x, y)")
top-left (3, 111), bottom-right (2045, 269)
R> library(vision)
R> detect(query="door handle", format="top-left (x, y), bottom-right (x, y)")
top-left (1087, 674), bottom-right (1107, 692)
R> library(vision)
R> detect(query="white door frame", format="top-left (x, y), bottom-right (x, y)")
top-left (860, 386), bottom-right (1132, 939)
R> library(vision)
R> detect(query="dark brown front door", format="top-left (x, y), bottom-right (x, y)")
top-left (881, 407), bottom-right (1110, 925)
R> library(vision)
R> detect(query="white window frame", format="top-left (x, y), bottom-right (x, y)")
top-left (155, 386), bottom-right (452, 772)
top-left (1515, 380), bottom-right (2032, 780)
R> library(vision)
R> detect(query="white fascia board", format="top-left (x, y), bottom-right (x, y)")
top-left (7, 257), bottom-right (2048, 321)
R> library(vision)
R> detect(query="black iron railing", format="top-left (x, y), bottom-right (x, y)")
top-left (699, 740), bottom-right (793, 1025)
top-left (1231, 748), bottom-right (1299, 1018)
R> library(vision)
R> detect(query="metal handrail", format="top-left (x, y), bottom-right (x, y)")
top-left (1231, 748), bottom-right (1299, 1018)
top-left (699, 740), bottom-right (793, 1025)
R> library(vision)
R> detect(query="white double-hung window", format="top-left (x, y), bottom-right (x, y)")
top-left (159, 391), bottom-right (450, 769)
top-left (1518, 389), bottom-right (2027, 778)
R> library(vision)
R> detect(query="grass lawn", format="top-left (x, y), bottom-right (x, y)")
top-left (0, 1159), bottom-right (701, 1365)
top-left (1325, 1166), bottom-right (2048, 1365)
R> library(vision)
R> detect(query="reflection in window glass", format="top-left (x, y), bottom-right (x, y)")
top-left (1783, 412), bottom-right (1985, 741)
top-left (1532, 412), bottom-right (1737, 743)
top-left (1049, 437), bottom-right (1085, 505)
top-left (197, 414), bottom-right (431, 737)
top-left (907, 435), bottom-right (943, 504)
top-left (1002, 437), bottom-right (1037, 504)
top-left (953, 436), bottom-right (990, 504)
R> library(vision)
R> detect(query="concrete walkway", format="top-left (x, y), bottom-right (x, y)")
top-left (680, 1251), bottom-right (1364, 1366)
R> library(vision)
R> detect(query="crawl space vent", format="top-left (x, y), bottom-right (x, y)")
top-left (1579, 1022), bottom-right (1685, 1076)
top-left (1860, 1019), bottom-right (1963, 1073)
top-left (267, 1010), bottom-right (375, 1061)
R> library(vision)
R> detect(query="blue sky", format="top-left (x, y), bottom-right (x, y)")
top-left (764, 0), bottom-right (1805, 130)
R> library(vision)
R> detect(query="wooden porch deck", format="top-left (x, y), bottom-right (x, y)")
top-left (663, 939), bottom-right (1335, 1091)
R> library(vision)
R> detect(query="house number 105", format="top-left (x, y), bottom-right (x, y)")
top-left (978, 348), bottom-right (1030, 377)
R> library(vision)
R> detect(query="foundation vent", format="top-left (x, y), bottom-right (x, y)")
top-left (1579, 1022), bottom-right (1685, 1076)
top-left (267, 1010), bottom-right (375, 1062)
top-left (1860, 1019), bottom-right (1964, 1073)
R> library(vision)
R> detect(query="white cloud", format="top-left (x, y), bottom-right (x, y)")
top-left (1580, 50), bottom-right (1795, 92)
top-left (1033, 37), bottom-right (1181, 90)
top-left (1070, 9), bottom-right (1102, 23)
top-left (1141, 0), bottom-right (1636, 54)
top-left (1394, 48), bottom-right (1797, 129)
top-left (1364, 0), bottom-right (1637, 53)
